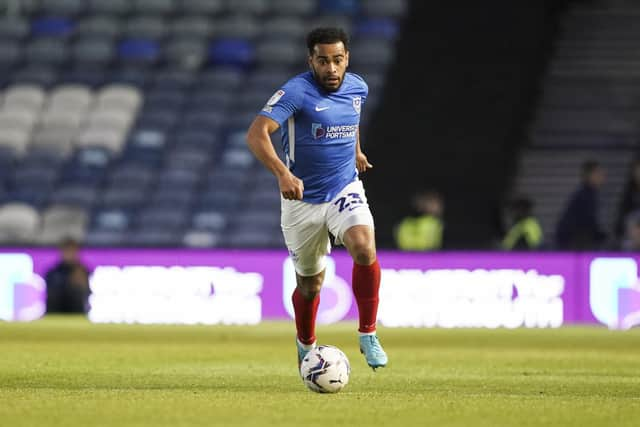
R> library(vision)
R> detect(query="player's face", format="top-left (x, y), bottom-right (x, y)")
top-left (308, 42), bottom-right (349, 92)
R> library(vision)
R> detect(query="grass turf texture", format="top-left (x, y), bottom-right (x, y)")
top-left (1, 317), bottom-right (639, 427)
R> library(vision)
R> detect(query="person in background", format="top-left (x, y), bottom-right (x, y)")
top-left (614, 158), bottom-right (640, 240)
top-left (620, 210), bottom-right (640, 251)
top-left (45, 238), bottom-right (90, 314)
top-left (501, 197), bottom-right (543, 250)
top-left (395, 190), bottom-right (444, 251)
top-left (555, 160), bottom-right (607, 250)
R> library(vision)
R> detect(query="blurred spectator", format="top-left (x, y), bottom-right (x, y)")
top-left (501, 197), bottom-right (543, 250)
top-left (614, 158), bottom-right (640, 240)
top-left (555, 160), bottom-right (607, 250)
top-left (620, 210), bottom-right (640, 251)
top-left (395, 191), bottom-right (444, 251)
top-left (45, 238), bottom-right (90, 314)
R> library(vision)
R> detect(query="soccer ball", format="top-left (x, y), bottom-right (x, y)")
top-left (300, 345), bottom-right (350, 393)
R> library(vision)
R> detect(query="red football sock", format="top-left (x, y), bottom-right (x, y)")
top-left (292, 287), bottom-right (320, 345)
top-left (352, 259), bottom-right (381, 333)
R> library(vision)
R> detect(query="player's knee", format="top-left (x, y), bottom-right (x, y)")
top-left (296, 275), bottom-right (323, 299)
top-left (350, 239), bottom-right (376, 266)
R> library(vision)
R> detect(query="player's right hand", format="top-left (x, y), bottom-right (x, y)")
top-left (278, 171), bottom-right (304, 200)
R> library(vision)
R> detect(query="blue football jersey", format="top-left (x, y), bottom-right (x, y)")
top-left (258, 71), bottom-right (368, 203)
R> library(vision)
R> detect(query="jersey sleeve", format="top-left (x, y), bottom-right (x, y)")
top-left (258, 79), bottom-right (305, 128)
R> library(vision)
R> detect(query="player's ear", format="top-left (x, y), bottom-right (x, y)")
top-left (345, 51), bottom-right (349, 68)
top-left (307, 54), bottom-right (313, 69)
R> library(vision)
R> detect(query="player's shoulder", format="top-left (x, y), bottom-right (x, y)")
top-left (344, 72), bottom-right (368, 93)
top-left (282, 71), bottom-right (315, 91)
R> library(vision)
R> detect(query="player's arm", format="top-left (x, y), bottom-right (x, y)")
top-left (246, 116), bottom-right (304, 200)
top-left (355, 128), bottom-right (373, 173)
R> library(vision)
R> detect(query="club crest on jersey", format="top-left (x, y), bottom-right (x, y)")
top-left (352, 96), bottom-right (361, 114)
top-left (266, 89), bottom-right (285, 106)
top-left (311, 123), bottom-right (325, 139)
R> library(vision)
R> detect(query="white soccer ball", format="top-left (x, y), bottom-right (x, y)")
top-left (300, 345), bottom-right (350, 393)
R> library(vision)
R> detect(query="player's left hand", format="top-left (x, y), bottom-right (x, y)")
top-left (356, 152), bottom-right (373, 173)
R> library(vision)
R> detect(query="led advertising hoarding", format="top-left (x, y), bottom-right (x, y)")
top-left (1, 249), bottom-right (638, 329)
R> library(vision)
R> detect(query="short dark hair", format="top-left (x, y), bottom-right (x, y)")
top-left (306, 27), bottom-right (349, 55)
top-left (582, 160), bottom-right (601, 178)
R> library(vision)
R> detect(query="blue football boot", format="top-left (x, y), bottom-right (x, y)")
top-left (359, 334), bottom-right (388, 370)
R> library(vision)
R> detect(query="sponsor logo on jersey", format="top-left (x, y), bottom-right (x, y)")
top-left (311, 123), bottom-right (357, 139)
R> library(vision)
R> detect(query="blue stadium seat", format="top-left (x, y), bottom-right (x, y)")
top-left (100, 186), bottom-right (148, 209)
top-left (118, 39), bottom-right (160, 65)
top-left (182, 110), bottom-right (225, 132)
top-left (136, 109), bottom-right (181, 130)
top-left (198, 188), bottom-right (242, 211)
top-left (319, 0), bottom-right (359, 16)
top-left (187, 91), bottom-right (233, 110)
top-left (120, 145), bottom-right (165, 168)
top-left (191, 210), bottom-right (227, 232)
top-left (31, 17), bottom-right (75, 37)
top-left (209, 39), bottom-right (255, 67)
top-left (355, 18), bottom-right (400, 39)
top-left (108, 164), bottom-right (156, 187)
top-left (149, 190), bottom-right (195, 209)
top-left (165, 146), bottom-right (212, 170)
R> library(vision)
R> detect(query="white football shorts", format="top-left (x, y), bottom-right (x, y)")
top-left (281, 179), bottom-right (375, 277)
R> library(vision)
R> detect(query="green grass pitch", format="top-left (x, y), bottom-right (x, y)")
top-left (1, 317), bottom-right (639, 427)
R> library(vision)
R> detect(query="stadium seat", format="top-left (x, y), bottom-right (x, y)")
top-left (262, 17), bottom-right (307, 39)
top-left (151, 69), bottom-right (196, 90)
top-left (71, 38), bottom-right (115, 66)
top-left (108, 164), bottom-right (156, 187)
top-left (40, 0), bottom-right (86, 15)
top-left (11, 66), bottom-right (59, 87)
top-left (192, 210), bottom-right (227, 232)
top-left (0, 129), bottom-right (30, 157)
top-left (84, 229), bottom-right (128, 246)
top-left (165, 146), bottom-right (211, 170)
top-left (40, 109), bottom-right (86, 130)
top-left (76, 128), bottom-right (127, 154)
top-left (30, 17), bottom-right (75, 38)
top-left (49, 184), bottom-right (98, 209)
top-left (93, 208), bottom-right (132, 231)
top-left (25, 38), bottom-right (69, 65)
top-left (170, 16), bottom-right (214, 39)
top-left (3, 84), bottom-right (46, 111)
top-left (96, 84), bottom-right (142, 112)
top-left (109, 67), bottom-right (149, 88)
top-left (361, 0), bottom-right (408, 17)
top-left (319, 0), bottom-right (359, 16)
top-left (182, 230), bottom-right (221, 247)
top-left (197, 67), bottom-right (245, 90)
top-left (256, 39), bottom-right (305, 67)
top-left (87, 0), bottom-right (132, 15)
top-left (99, 186), bottom-right (148, 209)
top-left (133, 0), bottom-right (177, 15)
top-left (75, 16), bottom-right (122, 39)
top-left (269, 0), bottom-right (316, 16)
top-left (125, 16), bottom-right (167, 40)
top-left (180, 0), bottom-right (225, 15)
top-left (174, 130), bottom-right (219, 149)
top-left (198, 189), bottom-right (242, 211)
top-left (227, 0), bottom-right (268, 15)
top-left (150, 190), bottom-right (195, 209)
top-left (0, 110), bottom-right (38, 133)
top-left (355, 18), bottom-right (400, 39)
top-left (165, 38), bottom-right (208, 70)
top-left (310, 16), bottom-right (352, 35)
top-left (0, 40), bottom-right (22, 69)
top-left (216, 16), bottom-right (261, 39)
top-left (60, 67), bottom-right (105, 87)
top-left (127, 229), bottom-right (181, 246)
top-left (136, 207), bottom-right (189, 230)
top-left (37, 205), bottom-right (88, 244)
top-left (118, 39), bottom-right (160, 65)
top-left (0, 17), bottom-right (30, 40)
top-left (48, 84), bottom-right (93, 111)
top-left (0, 202), bottom-right (40, 243)
top-left (144, 88), bottom-right (186, 110)
top-left (30, 129), bottom-right (76, 157)
top-left (209, 39), bottom-right (255, 67)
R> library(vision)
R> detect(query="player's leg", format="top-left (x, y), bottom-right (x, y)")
top-left (327, 180), bottom-right (387, 369)
top-left (281, 198), bottom-right (331, 368)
